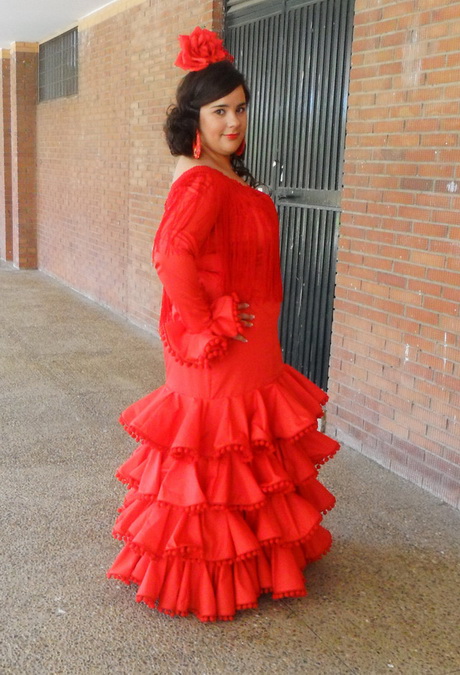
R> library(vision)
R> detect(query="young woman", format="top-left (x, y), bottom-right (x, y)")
top-left (107, 27), bottom-right (339, 622)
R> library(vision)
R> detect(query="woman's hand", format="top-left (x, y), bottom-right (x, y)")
top-left (233, 303), bottom-right (254, 342)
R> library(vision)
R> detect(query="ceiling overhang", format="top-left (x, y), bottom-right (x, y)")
top-left (0, 0), bottom-right (116, 49)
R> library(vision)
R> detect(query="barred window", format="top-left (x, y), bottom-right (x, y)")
top-left (39, 28), bottom-right (78, 102)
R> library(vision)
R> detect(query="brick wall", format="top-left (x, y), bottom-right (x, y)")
top-left (11, 43), bottom-right (38, 269)
top-left (328, 0), bottom-right (460, 508)
top-left (0, 51), bottom-right (12, 260)
top-left (37, 0), bottom-right (222, 328)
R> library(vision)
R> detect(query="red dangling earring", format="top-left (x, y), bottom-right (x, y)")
top-left (235, 139), bottom-right (246, 156)
top-left (193, 130), bottom-right (202, 159)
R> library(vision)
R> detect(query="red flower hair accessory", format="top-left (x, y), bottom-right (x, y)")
top-left (174, 26), bottom-right (234, 72)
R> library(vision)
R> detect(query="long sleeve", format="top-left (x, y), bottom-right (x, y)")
top-left (153, 168), bottom-right (242, 367)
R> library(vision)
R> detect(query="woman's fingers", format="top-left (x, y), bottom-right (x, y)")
top-left (239, 313), bottom-right (255, 321)
top-left (239, 312), bottom-right (254, 327)
top-left (235, 303), bottom-right (254, 336)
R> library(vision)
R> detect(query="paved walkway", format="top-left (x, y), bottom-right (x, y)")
top-left (1, 261), bottom-right (459, 675)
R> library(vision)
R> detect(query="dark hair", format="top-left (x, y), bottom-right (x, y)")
top-left (164, 61), bottom-right (257, 187)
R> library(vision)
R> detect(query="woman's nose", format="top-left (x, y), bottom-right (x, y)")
top-left (227, 111), bottom-right (240, 128)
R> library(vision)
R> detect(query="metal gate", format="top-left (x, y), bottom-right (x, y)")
top-left (225, 0), bottom-right (355, 390)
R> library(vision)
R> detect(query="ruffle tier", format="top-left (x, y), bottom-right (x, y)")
top-left (119, 364), bottom-right (333, 461)
top-left (108, 364), bottom-right (339, 621)
top-left (114, 433), bottom-right (337, 513)
top-left (108, 529), bottom-right (332, 622)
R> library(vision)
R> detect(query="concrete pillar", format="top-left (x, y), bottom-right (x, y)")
top-left (10, 42), bottom-right (38, 269)
top-left (0, 49), bottom-right (12, 261)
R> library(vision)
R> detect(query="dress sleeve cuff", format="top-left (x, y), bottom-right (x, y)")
top-left (159, 293), bottom-right (242, 369)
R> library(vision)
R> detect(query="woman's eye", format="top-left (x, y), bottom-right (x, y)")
top-left (237, 106), bottom-right (247, 114)
top-left (214, 109), bottom-right (225, 115)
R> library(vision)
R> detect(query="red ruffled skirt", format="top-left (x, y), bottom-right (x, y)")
top-left (107, 302), bottom-right (339, 621)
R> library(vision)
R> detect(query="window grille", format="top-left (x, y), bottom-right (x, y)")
top-left (39, 28), bottom-right (78, 102)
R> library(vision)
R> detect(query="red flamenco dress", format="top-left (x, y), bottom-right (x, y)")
top-left (107, 165), bottom-right (339, 621)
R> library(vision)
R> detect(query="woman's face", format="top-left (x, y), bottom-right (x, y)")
top-left (198, 85), bottom-right (247, 158)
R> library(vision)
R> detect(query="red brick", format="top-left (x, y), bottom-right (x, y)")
top-left (421, 132), bottom-right (458, 147)
top-left (424, 296), bottom-right (459, 316)
top-left (392, 260), bottom-right (424, 279)
top-left (378, 61), bottom-right (403, 77)
top-left (400, 177), bottom-right (435, 192)
top-left (407, 278), bottom-right (442, 297)
top-left (353, 35), bottom-right (381, 52)
top-left (427, 267), bottom-right (460, 286)
top-left (416, 192), bottom-right (452, 209)
top-left (405, 306), bottom-right (440, 326)
top-left (354, 7), bottom-right (383, 25)
top-left (404, 118), bottom-right (439, 133)
top-left (442, 284), bottom-right (460, 305)
top-left (370, 148), bottom-right (405, 163)
top-left (382, 1), bottom-right (417, 19)
top-left (421, 54), bottom-right (447, 71)
top-left (432, 208), bottom-right (460, 226)
top-left (418, 163), bottom-right (456, 179)
top-left (379, 244), bottom-right (410, 260)
top-left (359, 161), bottom-right (387, 175)
top-left (426, 68), bottom-right (460, 87)
top-left (406, 87), bottom-right (444, 105)
top-left (439, 117), bottom-right (460, 132)
top-left (383, 190), bottom-right (416, 206)
top-left (437, 147), bottom-right (460, 164)
top-left (395, 408), bottom-right (429, 437)
top-left (433, 35), bottom-right (460, 53)
top-left (424, 101), bottom-right (460, 117)
top-left (349, 63), bottom-right (380, 80)
top-left (407, 455), bottom-right (446, 488)
top-left (446, 51), bottom-right (460, 68)
top-left (409, 249), bottom-right (446, 267)
top-left (418, 350), bottom-right (455, 374)
top-left (389, 287), bottom-right (424, 307)
top-left (434, 179), bottom-right (460, 195)
top-left (413, 221), bottom-right (449, 238)
top-left (367, 201), bottom-right (399, 217)
top-left (337, 383), bottom-right (366, 406)
top-left (376, 270), bottom-right (407, 288)
top-left (446, 413), bottom-right (460, 436)
top-left (363, 254), bottom-right (394, 271)
top-left (425, 423), bottom-right (459, 452)
top-left (447, 204), bottom-right (460, 225)
top-left (350, 240), bottom-right (380, 257)
top-left (432, 4), bottom-right (460, 22)
top-left (401, 149), bottom-right (438, 164)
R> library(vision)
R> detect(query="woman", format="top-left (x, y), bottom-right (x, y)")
top-left (107, 27), bottom-right (339, 622)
